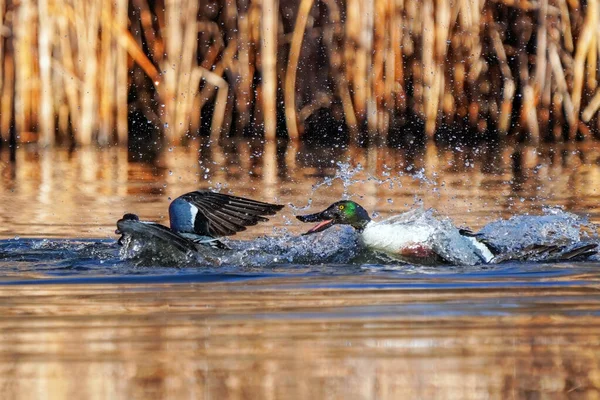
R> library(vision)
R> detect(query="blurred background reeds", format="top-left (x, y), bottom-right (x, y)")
top-left (0, 0), bottom-right (599, 147)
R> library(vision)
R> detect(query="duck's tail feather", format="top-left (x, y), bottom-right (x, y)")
top-left (190, 237), bottom-right (231, 250)
top-left (556, 243), bottom-right (598, 260)
top-left (459, 228), bottom-right (501, 255)
top-left (490, 243), bottom-right (598, 264)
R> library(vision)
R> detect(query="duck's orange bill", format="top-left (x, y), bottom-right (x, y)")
top-left (304, 219), bottom-right (334, 235)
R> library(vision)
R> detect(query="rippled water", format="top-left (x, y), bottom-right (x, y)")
top-left (2, 140), bottom-right (600, 398)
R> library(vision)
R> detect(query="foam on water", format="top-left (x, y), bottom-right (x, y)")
top-left (476, 207), bottom-right (598, 254)
top-left (2, 161), bottom-right (596, 278)
top-left (114, 206), bottom-right (600, 268)
top-left (112, 159), bottom-right (600, 269)
top-left (118, 225), bottom-right (361, 267)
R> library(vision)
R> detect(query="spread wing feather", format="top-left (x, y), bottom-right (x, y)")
top-left (178, 191), bottom-right (284, 237)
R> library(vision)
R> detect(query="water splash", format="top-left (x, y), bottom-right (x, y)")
top-left (290, 160), bottom-right (440, 211)
top-left (310, 161), bottom-right (365, 197)
top-left (477, 207), bottom-right (599, 254)
top-left (288, 198), bottom-right (313, 212)
top-left (118, 226), bottom-right (362, 268)
top-left (408, 168), bottom-right (437, 186)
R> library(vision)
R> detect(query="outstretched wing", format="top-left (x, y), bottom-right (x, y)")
top-left (177, 191), bottom-right (284, 237)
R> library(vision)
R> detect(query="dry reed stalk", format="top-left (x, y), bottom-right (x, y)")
top-left (461, 0), bottom-right (482, 83)
top-left (174, 0), bottom-right (199, 141)
top-left (199, 66), bottom-right (230, 143)
top-left (134, 0), bottom-right (162, 58)
top-left (489, 23), bottom-right (515, 133)
top-left (260, 0), bottom-right (278, 141)
top-left (98, 0), bottom-right (114, 145)
top-left (284, 0), bottom-right (313, 142)
top-left (429, 0), bottom-right (451, 137)
top-left (236, 10), bottom-right (252, 132)
top-left (513, 9), bottom-right (539, 141)
top-left (422, 0), bottom-right (435, 135)
top-left (216, 0), bottom-right (239, 138)
top-left (393, 0), bottom-right (405, 112)
top-left (249, 2), bottom-right (264, 130)
top-left (15, 0), bottom-right (35, 138)
top-left (534, 0), bottom-right (547, 95)
top-left (37, 0), bottom-right (54, 145)
top-left (549, 44), bottom-right (576, 129)
top-left (162, 0), bottom-right (183, 142)
top-left (582, 91), bottom-right (600, 122)
top-left (110, 20), bottom-right (160, 83)
top-left (383, 0), bottom-right (397, 123)
top-left (0, 0), bottom-right (4, 123)
top-left (570, 0), bottom-right (598, 138)
top-left (115, 0), bottom-right (128, 144)
top-left (2, 0), bottom-right (600, 147)
top-left (319, 0), bottom-right (357, 136)
top-left (0, 0), bottom-right (6, 140)
top-left (558, 0), bottom-right (574, 52)
top-left (362, 0), bottom-right (375, 136)
top-left (350, 0), bottom-right (369, 123)
top-left (540, 62), bottom-right (553, 137)
top-left (198, 22), bottom-right (224, 70)
top-left (196, 38), bottom-right (236, 141)
top-left (77, 0), bottom-right (100, 145)
top-left (371, 0), bottom-right (385, 135)
top-left (56, 8), bottom-right (81, 137)
top-left (0, 52), bottom-right (13, 141)
top-left (161, 0), bottom-right (200, 142)
top-left (523, 85), bottom-right (539, 143)
top-left (587, 32), bottom-right (598, 92)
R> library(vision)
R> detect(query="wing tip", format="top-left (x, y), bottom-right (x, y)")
top-left (264, 203), bottom-right (285, 215)
top-left (182, 190), bottom-right (285, 237)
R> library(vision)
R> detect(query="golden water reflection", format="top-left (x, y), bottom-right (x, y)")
top-left (1, 140), bottom-right (600, 239)
top-left (2, 141), bottom-right (600, 398)
top-left (1, 278), bottom-right (600, 399)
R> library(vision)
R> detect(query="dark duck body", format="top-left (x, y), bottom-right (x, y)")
top-left (116, 191), bottom-right (284, 255)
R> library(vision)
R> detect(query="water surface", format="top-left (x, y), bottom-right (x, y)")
top-left (1, 141), bottom-right (600, 398)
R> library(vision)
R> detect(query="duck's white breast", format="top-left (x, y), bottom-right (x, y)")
top-left (360, 209), bottom-right (494, 265)
top-left (361, 220), bottom-right (435, 254)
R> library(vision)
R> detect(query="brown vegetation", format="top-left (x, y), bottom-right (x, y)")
top-left (0, 0), bottom-right (599, 146)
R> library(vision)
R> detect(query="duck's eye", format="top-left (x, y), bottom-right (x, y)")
top-left (338, 205), bottom-right (345, 210)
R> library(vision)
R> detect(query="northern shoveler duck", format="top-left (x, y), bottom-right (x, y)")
top-left (296, 200), bottom-right (597, 265)
top-left (116, 191), bottom-right (284, 252)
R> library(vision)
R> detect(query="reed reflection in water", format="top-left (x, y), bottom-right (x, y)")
top-left (1, 140), bottom-right (600, 239)
top-left (1, 277), bottom-right (600, 399)
top-left (1, 141), bottom-right (600, 398)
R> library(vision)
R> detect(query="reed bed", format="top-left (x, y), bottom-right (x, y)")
top-left (0, 0), bottom-right (599, 146)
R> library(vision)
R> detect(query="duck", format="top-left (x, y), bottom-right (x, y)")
top-left (296, 200), bottom-right (598, 266)
top-left (116, 191), bottom-right (284, 252)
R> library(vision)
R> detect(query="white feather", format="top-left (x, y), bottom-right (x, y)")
top-left (188, 202), bottom-right (198, 226)
top-left (465, 236), bottom-right (494, 263)
top-left (361, 220), bottom-right (435, 254)
top-left (358, 208), bottom-right (493, 265)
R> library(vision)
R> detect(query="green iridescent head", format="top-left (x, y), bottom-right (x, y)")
top-left (296, 200), bottom-right (371, 234)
